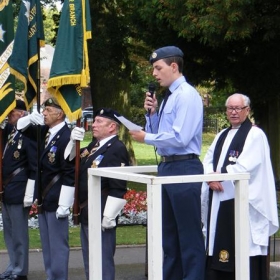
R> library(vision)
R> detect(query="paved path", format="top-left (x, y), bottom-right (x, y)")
top-left (0, 245), bottom-right (147, 280)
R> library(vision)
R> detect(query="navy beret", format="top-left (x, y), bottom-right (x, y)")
top-left (149, 46), bottom-right (184, 64)
top-left (15, 100), bottom-right (26, 111)
top-left (43, 97), bottom-right (62, 109)
top-left (94, 108), bottom-right (121, 124)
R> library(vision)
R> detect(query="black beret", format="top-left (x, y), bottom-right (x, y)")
top-left (94, 108), bottom-right (121, 124)
top-left (15, 100), bottom-right (26, 111)
top-left (43, 98), bottom-right (62, 109)
top-left (149, 46), bottom-right (184, 64)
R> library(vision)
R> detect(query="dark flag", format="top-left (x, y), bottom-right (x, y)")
top-left (47, 0), bottom-right (92, 121)
top-left (0, 0), bottom-right (15, 123)
top-left (9, 0), bottom-right (45, 110)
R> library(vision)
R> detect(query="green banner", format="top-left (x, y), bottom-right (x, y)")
top-left (47, 0), bottom-right (92, 121)
top-left (0, 0), bottom-right (15, 123)
top-left (9, 0), bottom-right (45, 110)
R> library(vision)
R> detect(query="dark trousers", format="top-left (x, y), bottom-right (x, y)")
top-left (205, 255), bottom-right (268, 280)
top-left (159, 158), bottom-right (205, 280)
top-left (38, 211), bottom-right (69, 280)
top-left (80, 223), bottom-right (116, 280)
top-left (2, 203), bottom-right (30, 276)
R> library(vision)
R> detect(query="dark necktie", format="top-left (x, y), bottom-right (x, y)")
top-left (45, 131), bottom-right (50, 148)
top-left (158, 89), bottom-right (171, 124)
top-left (7, 127), bottom-right (16, 146)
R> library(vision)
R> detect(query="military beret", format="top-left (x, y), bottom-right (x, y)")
top-left (43, 98), bottom-right (62, 109)
top-left (15, 100), bottom-right (27, 111)
top-left (149, 46), bottom-right (184, 64)
top-left (94, 108), bottom-right (121, 124)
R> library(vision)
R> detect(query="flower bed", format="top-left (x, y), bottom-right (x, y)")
top-left (0, 189), bottom-right (147, 231)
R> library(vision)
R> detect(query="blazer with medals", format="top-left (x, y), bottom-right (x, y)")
top-left (78, 135), bottom-right (129, 225)
top-left (20, 123), bottom-right (75, 212)
top-left (2, 124), bottom-right (37, 204)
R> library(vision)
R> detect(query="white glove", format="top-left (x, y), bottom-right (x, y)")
top-left (71, 127), bottom-right (85, 141)
top-left (64, 127), bottom-right (85, 160)
top-left (0, 119), bottom-right (7, 129)
top-left (23, 179), bottom-right (35, 207)
top-left (29, 111), bottom-right (44, 125)
top-left (17, 111), bottom-right (44, 130)
top-left (101, 196), bottom-right (126, 230)
top-left (56, 185), bottom-right (75, 219)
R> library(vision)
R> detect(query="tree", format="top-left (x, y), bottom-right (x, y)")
top-left (132, 0), bottom-right (280, 182)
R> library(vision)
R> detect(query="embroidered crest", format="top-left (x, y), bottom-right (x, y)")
top-left (219, 250), bottom-right (229, 262)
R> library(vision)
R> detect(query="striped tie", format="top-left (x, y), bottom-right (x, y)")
top-left (45, 131), bottom-right (50, 148)
top-left (7, 127), bottom-right (16, 146)
top-left (88, 141), bottom-right (100, 157)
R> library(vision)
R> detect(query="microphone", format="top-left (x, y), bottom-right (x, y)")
top-left (148, 82), bottom-right (156, 115)
top-left (148, 82), bottom-right (156, 98)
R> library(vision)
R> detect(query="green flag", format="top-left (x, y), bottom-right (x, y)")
top-left (47, 0), bottom-right (92, 121)
top-left (9, 0), bottom-right (45, 110)
top-left (0, 0), bottom-right (15, 123)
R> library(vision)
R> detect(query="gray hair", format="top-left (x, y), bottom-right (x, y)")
top-left (225, 93), bottom-right (251, 107)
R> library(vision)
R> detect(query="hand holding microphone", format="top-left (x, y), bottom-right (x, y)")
top-left (145, 82), bottom-right (158, 115)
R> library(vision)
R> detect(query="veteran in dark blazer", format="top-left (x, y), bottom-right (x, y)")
top-left (64, 108), bottom-right (129, 280)
top-left (17, 98), bottom-right (75, 280)
top-left (0, 100), bottom-right (37, 280)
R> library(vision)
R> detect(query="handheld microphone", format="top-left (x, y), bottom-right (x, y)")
top-left (148, 82), bottom-right (156, 115)
top-left (148, 82), bottom-right (156, 98)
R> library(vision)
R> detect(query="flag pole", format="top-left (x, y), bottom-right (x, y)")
top-left (73, 118), bottom-right (81, 225)
top-left (0, 129), bottom-right (3, 201)
top-left (36, 39), bottom-right (42, 213)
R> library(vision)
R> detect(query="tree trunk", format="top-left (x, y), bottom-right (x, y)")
top-left (255, 97), bottom-right (280, 187)
top-left (90, 72), bottom-right (136, 165)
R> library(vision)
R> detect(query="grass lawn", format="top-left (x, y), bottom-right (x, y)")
top-left (0, 133), bottom-right (216, 250)
top-left (0, 226), bottom-right (147, 250)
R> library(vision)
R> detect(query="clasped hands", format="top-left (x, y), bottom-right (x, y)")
top-left (207, 172), bottom-right (224, 192)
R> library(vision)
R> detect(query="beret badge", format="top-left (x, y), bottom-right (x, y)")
top-left (151, 52), bottom-right (157, 59)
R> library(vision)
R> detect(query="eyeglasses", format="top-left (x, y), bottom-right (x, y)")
top-left (226, 106), bottom-right (248, 113)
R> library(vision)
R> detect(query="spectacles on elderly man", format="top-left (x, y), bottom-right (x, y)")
top-left (226, 106), bottom-right (248, 113)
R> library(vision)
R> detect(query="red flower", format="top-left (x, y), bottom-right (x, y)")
top-left (123, 189), bottom-right (147, 214)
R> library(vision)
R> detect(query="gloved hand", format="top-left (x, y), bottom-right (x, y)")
top-left (23, 179), bottom-right (35, 207)
top-left (71, 127), bottom-right (85, 141)
top-left (64, 127), bottom-right (85, 160)
top-left (29, 111), bottom-right (44, 125)
top-left (56, 205), bottom-right (70, 218)
top-left (101, 196), bottom-right (126, 231)
top-left (56, 185), bottom-right (75, 219)
top-left (17, 111), bottom-right (44, 130)
top-left (0, 119), bottom-right (7, 129)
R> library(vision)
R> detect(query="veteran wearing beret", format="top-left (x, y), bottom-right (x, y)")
top-left (0, 100), bottom-right (37, 280)
top-left (17, 97), bottom-right (75, 280)
top-left (64, 107), bottom-right (129, 280)
top-left (130, 46), bottom-right (205, 280)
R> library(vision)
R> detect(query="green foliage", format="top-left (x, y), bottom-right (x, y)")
top-left (129, 106), bottom-right (146, 128)
top-left (43, 7), bottom-right (60, 45)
